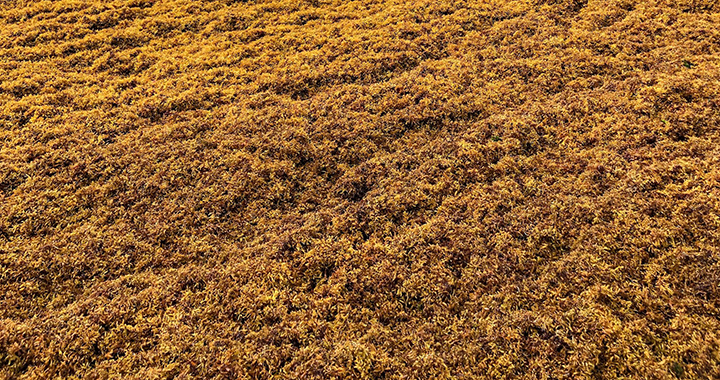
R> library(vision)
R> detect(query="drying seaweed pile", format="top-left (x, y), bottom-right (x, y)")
top-left (2, 0), bottom-right (720, 378)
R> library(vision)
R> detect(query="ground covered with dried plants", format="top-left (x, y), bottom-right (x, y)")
top-left (1, 0), bottom-right (720, 378)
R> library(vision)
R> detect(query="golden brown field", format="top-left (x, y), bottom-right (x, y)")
top-left (1, 0), bottom-right (720, 378)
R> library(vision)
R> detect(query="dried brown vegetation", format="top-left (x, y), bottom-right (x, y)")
top-left (1, 0), bottom-right (720, 378)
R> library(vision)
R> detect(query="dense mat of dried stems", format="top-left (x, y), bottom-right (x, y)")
top-left (1, 0), bottom-right (720, 378)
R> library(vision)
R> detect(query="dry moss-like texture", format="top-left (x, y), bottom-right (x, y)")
top-left (1, 0), bottom-right (720, 378)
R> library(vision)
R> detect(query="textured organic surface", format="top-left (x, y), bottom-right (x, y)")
top-left (1, 0), bottom-right (720, 378)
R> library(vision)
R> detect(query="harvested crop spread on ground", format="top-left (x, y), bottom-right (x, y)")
top-left (1, 0), bottom-right (720, 378)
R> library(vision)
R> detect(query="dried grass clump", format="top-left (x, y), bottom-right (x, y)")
top-left (2, 0), bottom-right (720, 378)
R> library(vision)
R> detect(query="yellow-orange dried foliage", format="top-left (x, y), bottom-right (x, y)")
top-left (1, 0), bottom-right (720, 378)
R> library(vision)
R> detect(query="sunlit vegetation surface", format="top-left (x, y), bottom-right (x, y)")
top-left (1, 0), bottom-right (720, 378)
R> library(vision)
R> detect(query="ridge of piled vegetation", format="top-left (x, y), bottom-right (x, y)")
top-left (1, 0), bottom-right (720, 378)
